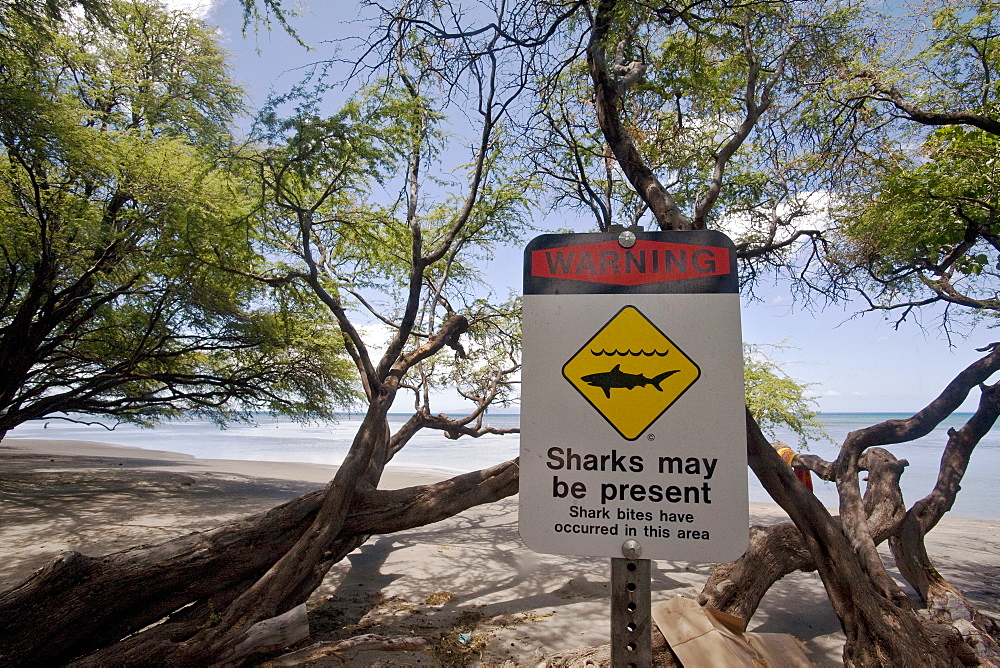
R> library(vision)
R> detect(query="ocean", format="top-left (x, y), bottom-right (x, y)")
top-left (6, 412), bottom-right (997, 521)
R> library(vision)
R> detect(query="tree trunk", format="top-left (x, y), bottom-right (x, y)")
top-left (586, 0), bottom-right (691, 232)
top-left (744, 411), bottom-right (960, 666)
top-left (698, 521), bottom-right (814, 622)
top-left (701, 443), bottom-right (907, 619)
top-left (703, 377), bottom-right (1000, 667)
top-left (0, 459), bottom-right (519, 666)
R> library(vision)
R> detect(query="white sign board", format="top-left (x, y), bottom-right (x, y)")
top-left (519, 231), bottom-right (748, 561)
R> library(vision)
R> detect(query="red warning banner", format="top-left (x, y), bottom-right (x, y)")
top-left (530, 239), bottom-right (731, 286)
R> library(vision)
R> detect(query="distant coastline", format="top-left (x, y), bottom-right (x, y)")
top-left (5, 411), bottom-right (997, 520)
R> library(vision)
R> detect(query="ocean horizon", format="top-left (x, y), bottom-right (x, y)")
top-left (6, 411), bottom-right (997, 521)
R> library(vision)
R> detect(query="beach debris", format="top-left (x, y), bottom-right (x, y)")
top-left (652, 596), bottom-right (810, 667)
top-left (457, 632), bottom-right (472, 644)
top-left (488, 610), bottom-right (556, 627)
top-left (425, 590), bottom-right (456, 606)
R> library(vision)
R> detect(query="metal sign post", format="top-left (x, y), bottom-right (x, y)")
top-left (611, 541), bottom-right (650, 667)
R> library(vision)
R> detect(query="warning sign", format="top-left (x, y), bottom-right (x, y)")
top-left (562, 306), bottom-right (700, 440)
top-left (529, 238), bottom-right (731, 286)
top-left (520, 230), bottom-right (748, 562)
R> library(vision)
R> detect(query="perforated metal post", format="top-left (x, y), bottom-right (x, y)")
top-left (611, 540), bottom-right (651, 668)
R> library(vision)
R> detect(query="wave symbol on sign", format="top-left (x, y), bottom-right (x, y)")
top-left (591, 349), bottom-right (669, 357)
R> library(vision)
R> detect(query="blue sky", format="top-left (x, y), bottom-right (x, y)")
top-left (180, 0), bottom-right (994, 414)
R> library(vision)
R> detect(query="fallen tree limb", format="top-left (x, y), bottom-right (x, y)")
top-left (0, 459), bottom-right (519, 667)
top-left (228, 604), bottom-right (310, 665)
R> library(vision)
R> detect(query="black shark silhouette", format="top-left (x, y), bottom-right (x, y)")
top-left (580, 364), bottom-right (680, 398)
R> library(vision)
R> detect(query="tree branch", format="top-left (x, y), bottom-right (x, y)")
top-left (586, 0), bottom-right (691, 230)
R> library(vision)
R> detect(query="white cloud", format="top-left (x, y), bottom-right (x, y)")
top-left (717, 190), bottom-right (837, 248)
top-left (161, 0), bottom-right (217, 19)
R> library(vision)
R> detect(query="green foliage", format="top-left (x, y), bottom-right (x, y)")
top-left (0, 1), bottom-right (358, 434)
top-left (235, 0), bottom-right (303, 45)
top-left (533, 0), bottom-right (868, 243)
top-left (843, 125), bottom-right (999, 264)
top-left (235, 60), bottom-right (536, 420)
top-left (0, 0), bottom-right (111, 41)
top-left (829, 0), bottom-right (1000, 317)
top-left (429, 295), bottom-right (521, 410)
top-left (246, 81), bottom-right (532, 305)
top-left (916, 0), bottom-right (1000, 114)
top-left (744, 344), bottom-right (825, 448)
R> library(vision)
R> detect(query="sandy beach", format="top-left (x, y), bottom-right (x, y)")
top-left (2, 437), bottom-right (998, 666)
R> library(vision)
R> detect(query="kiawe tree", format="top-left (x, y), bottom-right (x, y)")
top-left (577, 0), bottom-right (1000, 664)
top-left (578, 1), bottom-right (1000, 664)
top-left (1, 2), bottom-right (527, 665)
top-left (0, 0), bottom-right (357, 438)
top-left (363, 0), bottom-right (1000, 665)
top-left (3, 0), bottom-right (1000, 666)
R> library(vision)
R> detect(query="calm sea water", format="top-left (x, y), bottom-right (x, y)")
top-left (6, 412), bottom-right (997, 520)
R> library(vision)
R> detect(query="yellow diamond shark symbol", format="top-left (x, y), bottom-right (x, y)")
top-left (562, 306), bottom-right (701, 441)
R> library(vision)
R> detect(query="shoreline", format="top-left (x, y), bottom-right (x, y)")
top-left (0, 436), bottom-right (454, 487)
top-left (2, 437), bottom-right (998, 666)
top-left (8, 411), bottom-right (998, 522)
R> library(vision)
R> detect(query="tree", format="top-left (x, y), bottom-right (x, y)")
top-left (744, 343), bottom-right (824, 448)
top-left (0, 3), bottom-right (528, 665)
top-left (824, 0), bottom-right (1000, 325)
top-left (579, 0), bottom-right (1000, 663)
top-left (3, 0), bottom-right (1000, 665)
top-left (361, 0), bottom-right (1000, 664)
top-left (582, 0), bottom-right (1000, 664)
top-left (0, 1), bottom-right (358, 438)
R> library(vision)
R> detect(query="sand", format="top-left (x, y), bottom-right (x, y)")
top-left (2, 437), bottom-right (998, 666)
